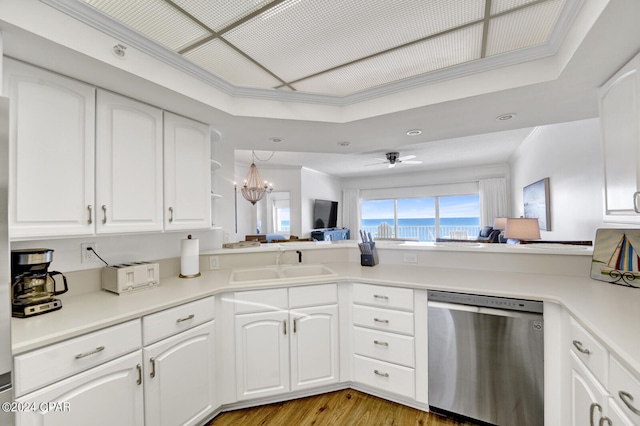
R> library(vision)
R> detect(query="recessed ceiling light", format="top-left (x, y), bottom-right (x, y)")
top-left (496, 113), bottom-right (517, 121)
top-left (269, 137), bottom-right (283, 143)
top-left (406, 129), bottom-right (422, 136)
top-left (337, 141), bottom-right (350, 147)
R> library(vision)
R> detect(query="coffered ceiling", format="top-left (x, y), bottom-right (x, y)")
top-left (74, 0), bottom-right (571, 97)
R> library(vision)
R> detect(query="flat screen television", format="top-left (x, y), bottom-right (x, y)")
top-left (313, 199), bottom-right (338, 229)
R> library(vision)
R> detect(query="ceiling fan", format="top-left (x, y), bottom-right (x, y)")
top-left (366, 152), bottom-right (423, 169)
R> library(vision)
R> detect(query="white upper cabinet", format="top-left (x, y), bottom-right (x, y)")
top-left (3, 59), bottom-right (96, 238)
top-left (599, 53), bottom-right (640, 223)
top-left (163, 112), bottom-right (211, 230)
top-left (95, 90), bottom-right (164, 234)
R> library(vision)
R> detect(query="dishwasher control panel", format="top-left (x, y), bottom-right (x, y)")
top-left (427, 290), bottom-right (543, 313)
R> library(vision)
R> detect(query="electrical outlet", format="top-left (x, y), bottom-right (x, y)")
top-left (209, 256), bottom-right (220, 270)
top-left (81, 242), bottom-right (98, 264)
top-left (403, 253), bottom-right (418, 263)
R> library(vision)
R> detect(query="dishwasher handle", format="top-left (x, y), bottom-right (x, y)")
top-left (428, 301), bottom-right (543, 319)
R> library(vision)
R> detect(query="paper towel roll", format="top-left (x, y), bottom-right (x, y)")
top-left (179, 235), bottom-right (201, 278)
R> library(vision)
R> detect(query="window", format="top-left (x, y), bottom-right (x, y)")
top-left (361, 195), bottom-right (479, 241)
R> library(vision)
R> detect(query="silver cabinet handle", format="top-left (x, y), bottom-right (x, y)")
top-left (590, 402), bottom-right (602, 426)
top-left (599, 417), bottom-right (612, 426)
top-left (619, 391), bottom-right (640, 415)
top-left (150, 357), bottom-right (156, 378)
top-left (573, 340), bottom-right (591, 355)
top-left (373, 318), bottom-right (389, 324)
top-left (374, 369), bottom-right (389, 378)
top-left (101, 205), bottom-right (107, 224)
top-left (87, 205), bottom-right (93, 224)
top-left (634, 192), bottom-right (640, 214)
top-left (168, 207), bottom-right (174, 223)
top-left (373, 340), bottom-right (389, 347)
top-left (283, 319), bottom-right (287, 335)
top-left (136, 364), bottom-right (142, 385)
top-left (293, 318), bottom-right (297, 333)
top-left (75, 346), bottom-right (105, 359)
top-left (176, 314), bottom-right (194, 323)
top-left (373, 294), bottom-right (389, 300)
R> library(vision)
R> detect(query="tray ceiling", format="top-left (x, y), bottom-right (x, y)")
top-left (77, 0), bottom-right (570, 97)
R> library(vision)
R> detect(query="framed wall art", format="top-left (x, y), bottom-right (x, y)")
top-left (523, 177), bottom-right (551, 231)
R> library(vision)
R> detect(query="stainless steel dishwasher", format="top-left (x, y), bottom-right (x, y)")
top-left (427, 290), bottom-right (544, 426)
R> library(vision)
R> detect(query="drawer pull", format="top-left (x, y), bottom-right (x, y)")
top-left (283, 320), bottom-right (287, 335)
top-left (599, 417), bottom-right (612, 426)
top-left (590, 402), bottom-right (602, 426)
top-left (293, 318), bottom-right (298, 333)
top-left (75, 346), bottom-right (105, 359)
top-left (373, 318), bottom-right (389, 324)
top-left (572, 340), bottom-right (591, 355)
top-left (373, 294), bottom-right (389, 300)
top-left (619, 391), bottom-right (640, 415)
top-left (150, 357), bottom-right (156, 378)
top-left (102, 205), bottom-right (107, 224)
top-left (374, 369), bottom-right (389, 378)
top-left (373, 340), bottom-right (389, 347)
top-left (176, 314), bottom-right (195, 323)
top-left (87, 205), bottom-right (93, 224)
top-left (136, 364), bottom-right (142, 385)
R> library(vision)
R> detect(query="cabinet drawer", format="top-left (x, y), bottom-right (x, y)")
top-left (570, 317), bottom-right (608, 384)
top-left (353, 327), bottom-right (414, 368)
top-left (353, 354), bottom-right (415, 399)
top-left (352, 283), bottom-right (413, 311)
top-left (234, 288), bottom-right (288, 314)
top-left (352, 304), bottom-right (414, 335)
top-left (610, 356), bottom-right (640, 423)
top-left (14, 319), bottom-right (141, 397)
top-left (289, 283), bottom-right (337, 308)
top-left (142, 296), bottom-right (215, 345)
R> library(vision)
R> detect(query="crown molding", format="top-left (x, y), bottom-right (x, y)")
top-left (40, 0), bottom-right (584, 107)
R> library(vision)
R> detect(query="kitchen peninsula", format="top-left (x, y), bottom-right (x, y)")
top-left (9, 242), bottom-right (640, 426)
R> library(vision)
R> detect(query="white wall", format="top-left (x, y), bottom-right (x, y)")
top-left (301, 168), bottom-right (343, 237)
top-left (509, 118), bottom-right (617, 241)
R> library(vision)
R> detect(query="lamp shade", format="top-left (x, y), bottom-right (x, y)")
top-left (504, 218), bottom-right (541, 240)
top-left (493, 217), bottom-right (507, 231)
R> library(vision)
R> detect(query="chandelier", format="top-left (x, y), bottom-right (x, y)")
top-left (241, 151), bottom-right (273, 205)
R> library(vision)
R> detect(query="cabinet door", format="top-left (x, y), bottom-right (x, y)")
top-left (599, 53), bottom-right (640, 223)
top-left (143, 321), bottom-right (215, 426)
top-left (571, 354), bottom-right (608, 426)
top-left (15, 351), bottom-right (143, 426)
top-left (163, 112), bottom-right (211, 230)
top-left (290, 305), bottom-right (339, 391)
top-left (235, 311), bottom-right (289, 400)
top-left (3, 59), bottom-right (95, 238)
top-left (96, 90), bottom-right (163, 233)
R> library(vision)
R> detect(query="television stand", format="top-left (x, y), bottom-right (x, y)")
top-left (311, 228), bottom-right (350, 241)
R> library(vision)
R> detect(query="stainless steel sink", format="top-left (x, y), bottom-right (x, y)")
top-left (229, 264), bottom-right (337, 284)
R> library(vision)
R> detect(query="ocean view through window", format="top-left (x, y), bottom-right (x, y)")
top-left (361, 195), bottom-right (480, 242)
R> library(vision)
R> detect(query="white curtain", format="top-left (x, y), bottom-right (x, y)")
top-left (479, 178), bottom-right (508, 227)
top-left (342, 188), bottom-right (360, 239)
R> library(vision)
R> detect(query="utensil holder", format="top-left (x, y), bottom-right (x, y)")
top-left (360, 242), bottom-right (378, 267)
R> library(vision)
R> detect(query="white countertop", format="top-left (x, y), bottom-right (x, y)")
top-left (11, 261), bottom-right (640, 378)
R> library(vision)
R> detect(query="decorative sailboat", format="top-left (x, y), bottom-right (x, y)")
top-left (601, 234), bottom-right (640, 285)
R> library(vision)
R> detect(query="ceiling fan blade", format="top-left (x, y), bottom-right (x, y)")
top-left (364, 161), bottom-right (386, 166)
top-left (402, 160), bottom-right (422, 164)
top-left (372, 157), bottom-right (387, 161)
top-left (398, 154), bottom-right (416, 161)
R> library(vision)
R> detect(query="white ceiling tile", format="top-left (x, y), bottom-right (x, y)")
top-left (170, 0), bottom-right (274, 33)
top-left (491, 0), bottom-right (544, 15)
top-left (224, 0), bottom-right (485, 82)
top-left (293, 24), bottom-right (483, 96)
top-left (184, 39), bottom-right (283, 88)
top-left (486, 0), bottom-right (565, 56)
top-left (84, 0), bottom-right (209, 51)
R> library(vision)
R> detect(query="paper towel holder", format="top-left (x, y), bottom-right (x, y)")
top-left (179, 234), bottom-right (201, 278)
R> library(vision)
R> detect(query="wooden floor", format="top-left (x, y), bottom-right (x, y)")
top-left (207, 389), bottom-right (474, 426)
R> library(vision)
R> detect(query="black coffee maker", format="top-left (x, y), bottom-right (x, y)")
top-left (11, 248), bottom-right (68, 318)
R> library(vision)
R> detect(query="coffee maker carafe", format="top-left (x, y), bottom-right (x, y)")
top-left (11, 248), bottom-right (68, 318)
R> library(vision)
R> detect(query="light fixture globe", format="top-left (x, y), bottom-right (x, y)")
top-left (241, 162), bottom-right (272, 205)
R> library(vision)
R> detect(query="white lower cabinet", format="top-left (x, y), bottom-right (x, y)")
top-left (16, 351), bottom-right (144, 426)
top-left (233, 284), bottom-right (340, 401)
top-left (571, 352), bottom-right (609, 426)
top-left (143, 321), bottom-right (216, 426)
